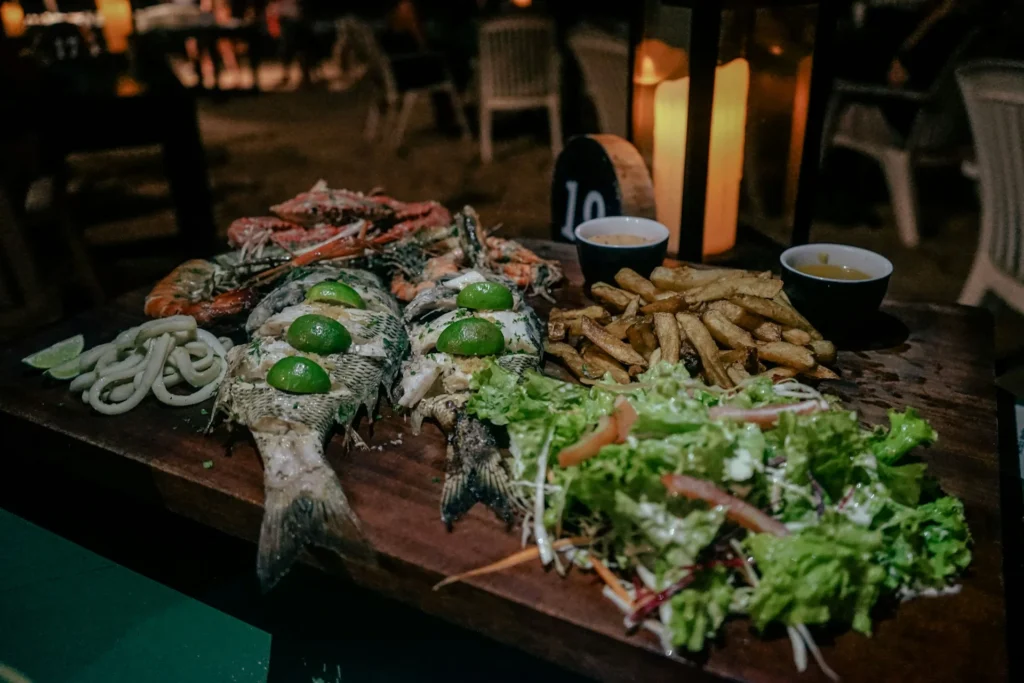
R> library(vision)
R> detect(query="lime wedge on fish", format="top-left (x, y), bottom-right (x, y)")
top-left (22, 334), bottom-right (84, 370)
top-left (456, 282), bottom-right (514, 311)
top-left (436, 318), bottom-right (505, 356)
top-left (46, 357), bottom-right (83, 380)
top-left (305, 281), bottom-right (366, 309)
top-left (286, 314), bottom-right (352, 355)
top-left (266, 357), bottom-right (332, 394)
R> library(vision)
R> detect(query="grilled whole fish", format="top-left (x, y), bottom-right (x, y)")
top-left (212, 267), bottom-right (408, 589)
top-left (397, 270), bottom-right (542, 527)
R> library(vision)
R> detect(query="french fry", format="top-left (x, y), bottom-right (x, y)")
top-left (775, 291), bottom-right (822, 340)
top-left (628, 364), bottom-right (645, 377)
top-left (582, 346), bottom-right (631, 384)
top-left (545, 342), bottom-right (594, 379)
top-left (782, 328), bottom-right (812, 346)
top-left (731, 294), bottom-right (816, 333)
top-left (707, 300), bottom-right (766, 330)
top-left (676, 313), bottom-right (733, 388)
top-left (751, 320), bottom-right (783, 343)
top-left (801, 364), bottom-right (840, 380)
top-left (718, 347), bottom-right (758, 374)
top-left (582, 317), bottom-right (647, 367)
top-left (685, 276), bottom-right (783, 305)
top-left (718, 349), bottom-right (747, 365)
top-left (654, 290), bottom-right (680, 300)
top-left (591, 283), bottom-right (635, 311)
top-left (550, 305), bottom-right (609, 322)
top-left (726, 363), bottom-right (751, 385)
top-left (808, 339), bottom-right (837, 365)
top-left (759, 366), bottom-right (798, 382)
top-left (545, 361), bottom-right (579, 384)
top-left (614, 268), bottom-right (660, 302)
top-left (623, 296), bottom-right (641, 318)
top-left (547, 319), bottom-right (566, 342)
top-left (702, 310), bottom-right (756, 350)
top-left (649, 347), bottom-right (663, 366)
top-left (640, 295), bottom-right (688, 314)
top-left (756, 341), bottom-right (816, 371)
top-left (627, 320), bottom-right (657, 360)
top-left (650, 266), bottom-right (741, 292)
top-left (653, 312), bottom-right (681, 364)
top-left (603, 316), bottom-right (636, 340)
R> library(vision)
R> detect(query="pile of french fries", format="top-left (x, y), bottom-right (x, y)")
top-left (545, 266), bottom-right (838, 388)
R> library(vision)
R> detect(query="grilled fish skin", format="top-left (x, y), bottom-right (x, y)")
top-left (441, 412), bottom-right (521, 528)
top-left (213, 269), bottom-right (407, 590)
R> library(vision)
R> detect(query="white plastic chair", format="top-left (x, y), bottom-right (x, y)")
top-left (568, 27), bottom-right (628, 137)
top-left (478, 16), bottom-right (562, 163)
top-left (347, 19), bottom-right (469, 151)
top-left (956, 60), bottom-right (1024, 311)
top-left (821, 29), bottom-right (977, 247)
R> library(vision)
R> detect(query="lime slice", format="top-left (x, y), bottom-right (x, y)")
top-left (266, 357), bottom-right (332, 394)
top-left (22, 334), bottom-right (85, 370)
top-left (436, 318), bottom-right (505, 356)
top-left (456, 282), bottom-right (514, 311)
top-left (286, 314), bottom-right (352, 355)
top-left (305, 281), bottom-right (366, 309)
top-left (46, 357), bottom-right (83, 380)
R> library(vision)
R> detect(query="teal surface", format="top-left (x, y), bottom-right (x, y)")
top-left (0, 509), bottom-right (270, 683)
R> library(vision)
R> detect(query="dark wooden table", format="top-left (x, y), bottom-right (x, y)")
top-left (0, 245), bottom-right (1017, 683)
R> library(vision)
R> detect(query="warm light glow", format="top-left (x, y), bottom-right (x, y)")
top-left (633, 39), bottom-right (687, 86)
top-left (96, 0), bottom-right (133, 54)
top-left (769, 44), bottom-right (784, 56)
top-left (653, 59), bottom-right (750, 256)
top-left (785, 55), bottom-right (813, 221)
top-left (511, 0), bottom-right (532, 7)
top-left (1, 1), bottom-right (25, 38)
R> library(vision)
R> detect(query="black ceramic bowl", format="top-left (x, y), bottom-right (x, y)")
top-left (574, 217), bottom-right (669, 287)
top-left (780, 244), bottom-right (893, 336)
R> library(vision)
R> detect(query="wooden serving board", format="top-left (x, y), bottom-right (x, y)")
top-left (0, 243), bottom-right (1014, 683)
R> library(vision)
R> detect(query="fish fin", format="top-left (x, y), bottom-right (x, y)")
top-left (257, 464), bottom-right (362, 591)
top-left (440, 416), bottom-right (524, 529)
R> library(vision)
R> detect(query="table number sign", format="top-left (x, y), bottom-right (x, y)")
top-left (550, 134), bottom-right (656, 242)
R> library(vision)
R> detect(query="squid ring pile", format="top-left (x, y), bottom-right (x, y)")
top-left (68, 316), bottom-right (234, 415)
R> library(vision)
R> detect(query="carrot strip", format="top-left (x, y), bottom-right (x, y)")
top-left (589, 555), bottom-right (633, 607)
top-left (433, 536), bottom-right (593, 590)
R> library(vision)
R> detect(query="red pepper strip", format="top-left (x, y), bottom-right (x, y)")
top-left (707, 399), bottom-right (828, 429)
top-left (661, 474), bottom-right (790, 537)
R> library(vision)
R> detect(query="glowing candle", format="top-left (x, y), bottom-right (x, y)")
top-left (652, 58), bottom-right (749, 256)
top-left (1, 1), bottom-right (25, 38)
top-left (96, 0), bottom-right (133, 54)
top-left (511, 0), bottom-right (532, 7)
top-left (785, 55), bottom-right (813, 221)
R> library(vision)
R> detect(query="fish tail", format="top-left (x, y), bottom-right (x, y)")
top-left (257, 462), bottom-right (363, 591)
top-left (441, 413), bottom-right (524, 528)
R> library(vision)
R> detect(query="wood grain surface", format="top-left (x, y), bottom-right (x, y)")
top-left (0, 243), bottom-right (1012, 683)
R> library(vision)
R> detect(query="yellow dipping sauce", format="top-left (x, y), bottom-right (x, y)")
top-left (590, 233), bottom-right (652, 246)
top-left (796, 263), bottom-right (871, 280)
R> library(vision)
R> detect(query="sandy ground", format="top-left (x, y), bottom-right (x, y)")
top-left (41, 75), bottom-right (1024, 357)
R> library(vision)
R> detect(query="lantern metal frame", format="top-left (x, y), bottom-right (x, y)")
top-left (626, 0), bottom-right (840, 261)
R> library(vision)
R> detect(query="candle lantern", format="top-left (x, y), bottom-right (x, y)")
top-left (95, 0), bottom-right (133, 54)
top-left (1, 1), bottom-right (25, 38)
top-left (627, 0), bottom-right (838, 260)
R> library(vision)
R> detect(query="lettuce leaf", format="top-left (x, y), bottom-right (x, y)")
top-left (613, 492), bottom-right (724, 568)
top-left (874, 496), bottom-right (972, 590)
top-left (747, 515), bottom-right (886, 635)
top-left (668, 567), bottom-right (735, 652)
top-left (870, 408), bottom-right (937, 464)
top-left (768, 410), bottom-right (866, 501)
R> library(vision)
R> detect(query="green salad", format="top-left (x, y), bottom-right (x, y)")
top-left (465, 361), bottom-right (971, 675)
